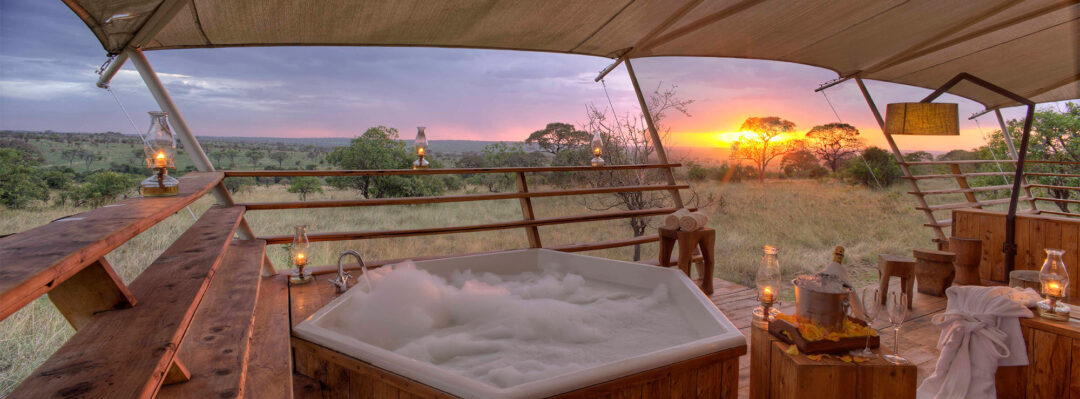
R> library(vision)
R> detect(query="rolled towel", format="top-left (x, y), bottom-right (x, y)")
top-left (679, 212), bottom-right (709, 231)
top-left (663, 208), bottom-right (691, 230)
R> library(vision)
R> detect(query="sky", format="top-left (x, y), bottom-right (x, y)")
top-left (1, 1), bottom-right (1075, 153)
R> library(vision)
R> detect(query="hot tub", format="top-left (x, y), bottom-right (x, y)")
top-left (293, 249), bottom-right (745, 398)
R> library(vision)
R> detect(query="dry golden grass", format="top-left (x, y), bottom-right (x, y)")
top-left (0, 177), bottom-right (943, 394)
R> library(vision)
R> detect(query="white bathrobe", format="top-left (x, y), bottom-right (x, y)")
top-left (916, 286), bottom-right (1039, 399)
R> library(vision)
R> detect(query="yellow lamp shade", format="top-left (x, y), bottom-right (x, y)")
top-left (884, 103), bottom-right (959, 136)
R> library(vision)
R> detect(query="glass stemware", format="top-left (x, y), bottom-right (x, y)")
top-left (856, 287), bottom-right (881, 358)
top-left (883, 291), bottom-right (909, 364)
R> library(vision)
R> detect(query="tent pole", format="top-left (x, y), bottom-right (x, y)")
top-left (854, 77), bottom-right (947, 243)
top-left (994, 109), bottom-right (1019, 158)
top-left (128, 48), bottom-right (271, 275)
top-left (625, 59), bottom-right (684, 208)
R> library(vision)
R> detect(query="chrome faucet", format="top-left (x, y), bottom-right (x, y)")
top-left (333, 250), bottom-right (372, 293)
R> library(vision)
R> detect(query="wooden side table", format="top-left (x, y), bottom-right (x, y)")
top-left (995, 314), bottom-right (1080, 398)
top-left (750, 324), bottom-right (916, 399)
top-left (657, 227), bottom-right (715, 295)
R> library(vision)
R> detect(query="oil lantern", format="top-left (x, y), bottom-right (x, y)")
top-left (754, 245), bottom-right (781, 324)
top-left (413, 126), bottom-right (429, 170)
top-left (1038, 248), bottom-right (1070, 320)
top-left (290, 225), bottom-right (313, 284)
top-left (590, 131), bottom-right (605, 167)
top-left (139, 111), bottom-right (179, 197)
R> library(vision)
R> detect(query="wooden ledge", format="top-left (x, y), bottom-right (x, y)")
top-left (0, 171), bottom-right (224, 322)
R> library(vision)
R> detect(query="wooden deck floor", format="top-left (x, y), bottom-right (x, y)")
top-left (704, 277), bottom-right (948, 399)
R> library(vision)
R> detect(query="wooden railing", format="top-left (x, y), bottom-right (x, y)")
top-left (899, 159), bottom-right (1078, 240)
top-left (222, 164), bottom-right (686, 273)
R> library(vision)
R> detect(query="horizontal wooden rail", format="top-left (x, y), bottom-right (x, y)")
top-left (917, 197), bottom-right (1032, 212)
top-left (224, 164), bottom-right (681, 177)
top-left (287, 235), bottom-right (664, 276)
top-left (1034, 197), bottom-right (1080, 205)
top-left (1040, 210), bottom-right (1079, 217)
top-left (240, 184), bottom-right (689, 210)
top-left (911, 184), bottom-right (1018, 196)
top-left (259, 207), bottom-right (690, 244)
top-left (901, 159), bottom-right (1014, 166)
top-left (903, 172), bottom-right (1013, 180)
top-left (1025, 172), bottom-right (1080, 179)
top-left (1029, 184), bottom-right (1080, 191)
top-left (0, 172), bottom-right (223, 322)
top-left (1026, 160), bottom-right (1080, 165)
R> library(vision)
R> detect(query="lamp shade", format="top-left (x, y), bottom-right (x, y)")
top-left (883, 103), bottom-right (959, 135)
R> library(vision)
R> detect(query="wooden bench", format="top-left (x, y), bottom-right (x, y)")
top-left (0, 172), bottom-right (224, 323)
top-left (8, 205), bottom-right (244, 399)
top-left (156, 239), bottom-right (293, 399)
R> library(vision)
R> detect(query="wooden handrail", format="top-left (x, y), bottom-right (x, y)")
top-left (0, 172), bottom-right (224, 322)
top-left (1034, 197), bottom-right (1080, 205)
top-left (258, 207), bottom-right (691, 244)
top-left (239, 184), bottom-right (690, 210)
top-left (910, 184), bottom-right (1018, 196)
top-left (903, 172), bottom-right (1013, 180)
top-left (901, 159), bottom-right (1014, 166)
top-left (1029, 184), bottom-right (1080, 191)
top-left (1025, 172), bottom-right (1080, 178)
top-left (223, 163), bottom-right (681, 177)
top-left (916, 197), bottom-right (1032, 212)
top-left (1040, 210), bottom-right (1079, 217)
top-left (285, 235), bottom-right (664, 276)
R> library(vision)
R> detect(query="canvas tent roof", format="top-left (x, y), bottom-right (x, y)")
top-left (64, 0), bottom-right (1079, 109)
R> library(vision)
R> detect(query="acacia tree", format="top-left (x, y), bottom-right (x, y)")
top-left (246, 149), bottom-right (264, 167)
top-left (805, 123), bottom-right (863, 172)
top-left (270, 152), bottom-right (289, 167)
top-left (287, 176), bottom-right (323, 200)
top-left (525, 122), bottom-right (591, 155)
top-left (578, 84), bottom-right (709, 261)
top-left (731, 116), bottom-right (800, 181)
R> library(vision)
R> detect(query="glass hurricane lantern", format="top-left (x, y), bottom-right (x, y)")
top-left (753, 245), bottom-right (781, 326)
top-left (139, 111), bottom-right (179, 197)
top-left (290, 225), bottom-right (314, 284)
top-left (1037, 249), bottom-right (1070, 321)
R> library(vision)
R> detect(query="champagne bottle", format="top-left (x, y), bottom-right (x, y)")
top-left (821, 246), bottom-right (849, 284)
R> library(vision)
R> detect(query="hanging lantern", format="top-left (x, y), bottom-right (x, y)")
top-left (883, 103), bottom-right (960, 136)
top-left (413, 126), bottom-right (429, 170)
top-left (290, 225), bottom-right (314, 284)
top-left (1037, 248), bottom-right (1070, 320)
top-left (139, 111), bottom-right (179, 197)
top-left (754, 245), bottom-right (781, 324)
top-left (590, 131), bottom-right (605, 167)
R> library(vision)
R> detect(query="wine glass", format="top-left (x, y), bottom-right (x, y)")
top-left (855, 287), bottom-right (881, 358)
top-left (883, 291), bottom-right (909, 364)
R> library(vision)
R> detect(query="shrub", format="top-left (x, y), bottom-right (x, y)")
top-left (65, 171), bottom-right (138, 207)
top-left (842, 147), bottom-right (901, 188)
top-left (686, 162), bottom-right (708, 181)
top-left (287, 176), bottom-right (323, 200)
top-left (0, 148), bottom-right (49, 208)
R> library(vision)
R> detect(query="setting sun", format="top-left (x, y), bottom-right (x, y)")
top-left (672, 130), bottom-right (802, 148)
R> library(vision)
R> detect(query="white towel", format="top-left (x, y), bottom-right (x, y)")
top-left (663, 209), bottom-right (690, 230)
top-left (678, 212), bottom-right (708, 231)
top-left (916, 286), bottom-right (1037, 399)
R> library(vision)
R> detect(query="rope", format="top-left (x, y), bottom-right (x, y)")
top-left (98, 57), bottom-right (198, 222)
top-left (600, 79), bottom-right (625, 137)
top-left (973, 118), bottom-right (1011, 185)
top-left (822, 90), bottom-right (883, 189)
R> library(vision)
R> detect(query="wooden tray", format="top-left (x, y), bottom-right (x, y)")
top-left (768, 316), bottom-right (879, 355)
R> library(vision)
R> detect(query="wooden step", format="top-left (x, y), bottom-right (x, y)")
top-left (916, 197), bottom-right (1033, 212)
top-left (244, 274), bottom-right (293, 399)
top-left (8, 205), bottom-right (245, 399)
top-left (157, 239), bottom-right (266, 399)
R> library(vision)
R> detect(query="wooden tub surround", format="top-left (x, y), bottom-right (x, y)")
top-left (288, 274), bottom-right (746, 398)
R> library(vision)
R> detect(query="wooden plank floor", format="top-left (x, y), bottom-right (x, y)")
top-left (704, 277), bottom-right (947, 399)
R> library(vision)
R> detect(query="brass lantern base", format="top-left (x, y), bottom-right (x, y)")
top-left (140, 168), bottom-right (179, 197)
top-left (1037, 298), bottom-right (1070, 321)
top-left (290, 268), bottom-right (314, 285)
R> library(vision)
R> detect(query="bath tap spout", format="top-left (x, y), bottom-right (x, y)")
top-left (333, 250), bottom-right (372, 293)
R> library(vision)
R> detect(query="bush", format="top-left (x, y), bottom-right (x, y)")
top-left (781, 150), bottom-right (828, 178)
top-left (287, 176), bottom-right (323, 200)
top-left (65, 171), bottom-right (138, 207)
top-left (0, 148), bottom-right (49, 208)
top-left (40, 167), bottom-right (75, 190)
top-left (686, 162), bottom-right (708, 181)
top-left (225, 177), bottom-right (256, 194)
top-left (842, 147), bottom-right (901, 188)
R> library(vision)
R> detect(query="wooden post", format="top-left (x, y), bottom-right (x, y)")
top-left (949, 163), bottom-right (981, 208)
top-left (625, 59), bottom-right (685, 209)
top-left (855, 77), bottom-right (947, 242)
top-left (514, 172), bottom-right (542, 248)
top-left (47, 258), bottom-right (136, 330)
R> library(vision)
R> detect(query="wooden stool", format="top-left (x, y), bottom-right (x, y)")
top-left (878, 254), bottom-right (915, 309)
top-left (949, 237), bottom-right (982, 286)
top-left (657, 227), bottom-right (715, 295)
top-left (912, 248), bottom-right (956, 297)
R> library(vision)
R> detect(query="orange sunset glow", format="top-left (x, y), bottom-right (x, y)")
top-left (671, 131), bottom-right (804, 148)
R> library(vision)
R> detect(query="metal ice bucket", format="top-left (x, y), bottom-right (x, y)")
top-left (793, 283), bottom-right (849, 332)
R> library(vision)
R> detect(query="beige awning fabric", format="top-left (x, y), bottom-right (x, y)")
top-left (64, 0), bottom-right (1079, 108)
